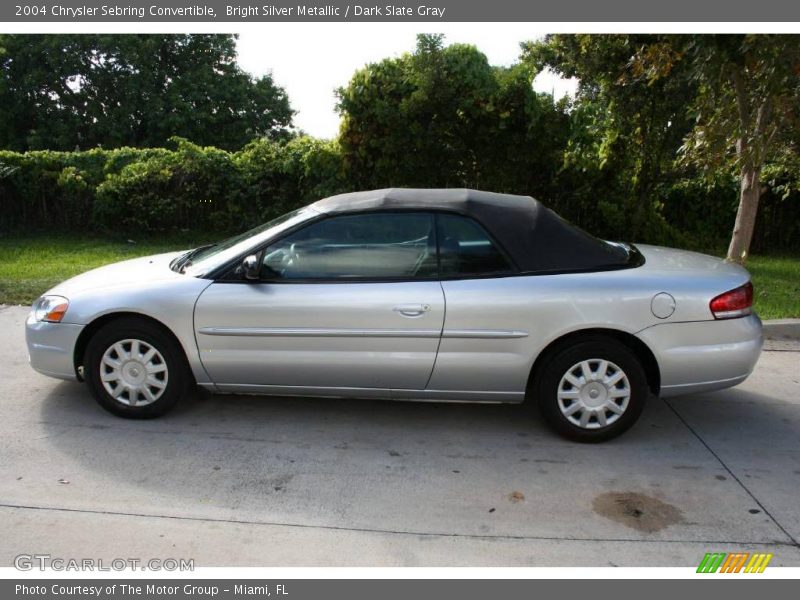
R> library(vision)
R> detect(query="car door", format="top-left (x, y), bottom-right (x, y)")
top-left (194, 212), bottom-right (444, 396)
top-left (426, 213), bottom-right (531, 401)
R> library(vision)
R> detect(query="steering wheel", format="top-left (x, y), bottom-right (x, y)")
top-left (285, 243), bottom-right (301, 267)
top-left (263, 244), bottom-right (293, 273)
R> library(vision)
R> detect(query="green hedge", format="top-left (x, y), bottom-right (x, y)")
top-left (1, 137), bottom-right (798, 253)
top-left (0, 137), bottom-right (348, 235)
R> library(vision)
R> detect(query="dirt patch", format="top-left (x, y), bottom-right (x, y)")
top-left (508, 491), bottom-right (525, 503)
top-left (269, 473), bottom-right (294, 492)
top-left (593, 491), bottom-right (683, 533)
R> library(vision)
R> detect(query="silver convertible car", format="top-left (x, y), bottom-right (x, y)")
top-left (26, 189), bottom-right (762, 441)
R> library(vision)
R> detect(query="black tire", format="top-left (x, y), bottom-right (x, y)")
top-left (84, 317), bottom-right (189, 418)
top-left (532, 337), bottom-right (648, 442)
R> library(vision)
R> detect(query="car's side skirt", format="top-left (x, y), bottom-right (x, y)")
top-left (198, 382), bottom-right (525, 403)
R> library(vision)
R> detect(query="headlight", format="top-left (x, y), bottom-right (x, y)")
top-left (34, 295), bottom-right (70, 323)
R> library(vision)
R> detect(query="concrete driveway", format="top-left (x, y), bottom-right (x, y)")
top-left (1, 305), bottom-right (798, 567)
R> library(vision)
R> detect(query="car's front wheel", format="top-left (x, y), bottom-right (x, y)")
top-left (84, 317), bottom-right (189, 418)
top-left (533, 337), bottom-right (648, 442)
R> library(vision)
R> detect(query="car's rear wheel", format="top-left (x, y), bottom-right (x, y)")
top-left (84, 318), bottom-right (189, 418)
top-left (533, 337), bottom-right (648, 442)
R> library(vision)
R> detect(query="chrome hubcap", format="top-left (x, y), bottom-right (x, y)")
top-left (557, 359), bottom-right (631, 429)
top-left (100, 339), bottom-right (168, 407)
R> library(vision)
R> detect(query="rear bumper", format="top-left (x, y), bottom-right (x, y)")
top-left (636, 314), bottom-right (763, 398)
top-left (25, 312), bottom-right (83, 381)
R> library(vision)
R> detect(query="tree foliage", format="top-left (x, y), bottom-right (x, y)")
top-left (2, 33), bottom-right (799, 255)
top-left (633, 35), bottom-right (800, 262)
top-left (0, 34), bottom-right (294, 151)
top-left (523, 34), bottom-right (800, 262)
top-left (336, 34), bottom-right (568, 197)
top-left (521, 35), bottom-right (698, 242)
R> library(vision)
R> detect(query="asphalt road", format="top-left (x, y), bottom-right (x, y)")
top-left (1, 305), bottom-right (799, 567)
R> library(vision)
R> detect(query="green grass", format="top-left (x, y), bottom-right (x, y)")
top-left (0, 233), bottom-right (205, 306)
top-left (746, 255), bottom-right (800, 320)
top-left (0, 234), bottom-right (798, 320)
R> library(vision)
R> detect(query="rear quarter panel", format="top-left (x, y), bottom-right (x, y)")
top-left (430, 247), bottom-right (753, 395)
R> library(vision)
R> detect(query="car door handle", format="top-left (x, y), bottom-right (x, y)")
top-left (393, 304), bottom-right (431, 317)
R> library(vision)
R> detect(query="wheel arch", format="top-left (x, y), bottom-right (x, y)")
top-left (526, 328), bottom-right (661, 398)
top-left (73, 311), bottom-right (193, 383)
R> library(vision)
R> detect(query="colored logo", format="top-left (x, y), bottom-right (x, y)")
top-left (697, 552), bottom-right (772, 573)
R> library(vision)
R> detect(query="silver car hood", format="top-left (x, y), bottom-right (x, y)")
top-left (46, 251), bottom-right (186, 298)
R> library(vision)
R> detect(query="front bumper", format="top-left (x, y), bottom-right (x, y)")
top-left (25, 312), bottom-right (84, 381)
top-left (637, 313), bottom-right (763, 398)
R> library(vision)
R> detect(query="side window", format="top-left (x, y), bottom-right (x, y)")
top-left (261, 213), bottom-right (437, 280)
top-left (437, 213), bottom-right (514, 278)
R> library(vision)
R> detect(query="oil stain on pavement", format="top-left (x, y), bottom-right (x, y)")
top-left (592, 491), bottom-right (683, 533)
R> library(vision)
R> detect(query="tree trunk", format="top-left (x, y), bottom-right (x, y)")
top-left (726, 163), bottom-right (761, 264)
top-left (726, 64), bottom-right (772, 266)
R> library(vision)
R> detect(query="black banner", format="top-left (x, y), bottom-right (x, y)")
top-left (3, 0), bottom-right (800, 22)
top-left (4, 579), bottom-right (800, 600)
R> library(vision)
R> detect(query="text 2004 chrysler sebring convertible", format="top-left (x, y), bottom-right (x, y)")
top-left (26, 189), bottom-right (762, 442)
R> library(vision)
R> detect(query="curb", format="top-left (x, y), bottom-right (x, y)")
top-left (763, 319), bottom-right (800, 341)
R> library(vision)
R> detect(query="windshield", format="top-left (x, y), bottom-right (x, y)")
top-left (177, 207), bottom-right (317, 277)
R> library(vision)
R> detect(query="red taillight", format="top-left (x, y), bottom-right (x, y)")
top-left (710, 281), bottom-right (753, 319)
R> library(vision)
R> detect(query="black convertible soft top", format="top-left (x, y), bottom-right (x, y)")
top-left (311, 188), bottom-right (631, 273)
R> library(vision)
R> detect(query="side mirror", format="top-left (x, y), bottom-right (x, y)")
top-left (242, 254), bottom-right (260, 280)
